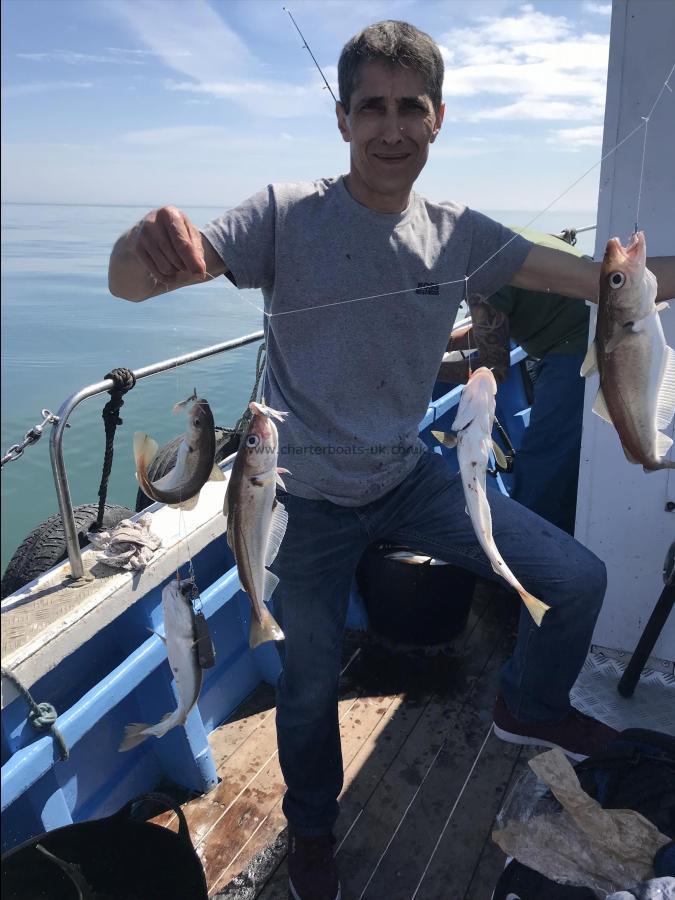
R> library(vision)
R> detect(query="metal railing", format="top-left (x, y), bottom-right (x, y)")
top-left (49, 330), bottom-right (264, 581)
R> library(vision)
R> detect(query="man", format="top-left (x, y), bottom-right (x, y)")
top-left (439, 227), bottom-right (592, 534)
top-left (109, 21), bottom-right (674, 900)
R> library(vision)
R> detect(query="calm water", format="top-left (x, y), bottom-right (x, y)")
top-left (0, 203), bottom-right (596, 575)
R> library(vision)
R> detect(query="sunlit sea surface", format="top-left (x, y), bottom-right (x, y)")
top-left (0, 203), bottom-right (597, 575)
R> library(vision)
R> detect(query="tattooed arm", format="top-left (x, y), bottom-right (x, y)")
top-left (437, 296), bottom-right (511, 384)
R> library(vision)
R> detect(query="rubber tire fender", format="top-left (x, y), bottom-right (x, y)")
top-left (0, 503), bottom-right (133, 598)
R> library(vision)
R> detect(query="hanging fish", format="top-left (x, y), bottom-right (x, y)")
top-left (119, 578), bottom-right (202, 751)
top-left (224, 401), bottom-right (288, 648)
top-left (134, 396), bottom-right (225, 510)
top-left (432, 367), bottom-right (550, 626)
top-left (581, 231), bottom-right (675, 471)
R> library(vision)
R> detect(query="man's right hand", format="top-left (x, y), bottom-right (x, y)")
top-left (131, 206), bottom-right (206, 284)
top-left (109, 206), bottom-right (227, 302)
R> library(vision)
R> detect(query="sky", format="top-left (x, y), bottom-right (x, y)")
top-left (1, 0), bottom-right (614, 210)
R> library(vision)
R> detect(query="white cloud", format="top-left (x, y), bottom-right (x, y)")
top-left (1, 81), bottom-right (94, 98)
top-left (440, 7), bottom-right (609, 122)
top-left (582, 2), bottom-right (612, 14)
top-left (103, 0), bottom-right (256, 86)
top-left (16, 50), bottom-right (145, 65)
top-left (547, 125), bottom-right (604, 150)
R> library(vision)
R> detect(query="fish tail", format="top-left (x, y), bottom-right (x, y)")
top-left (118, 723), bottom-right (152, 752)
top-left (249, 605), bottom-right (285, 648)
top-left (118, 712), bottom-right (178, 752)
top-left (517, 590), bottom-right (551, 627)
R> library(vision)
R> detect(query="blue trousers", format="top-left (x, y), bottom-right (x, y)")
top-left (271, 450), bottom-right (606, 835)
top-left (511, 352), bottom-right (586, 535)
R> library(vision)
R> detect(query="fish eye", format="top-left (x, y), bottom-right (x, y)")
top-left (246, 434), bottom-right (260, 448)
top-left (609, 271), bottom-right (626, 289)
top-left (193, 417), bottom-right (201, 428)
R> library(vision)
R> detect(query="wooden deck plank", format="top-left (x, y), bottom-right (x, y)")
top-left (207, 692), bottom-right (395, 893)
top-left (406, 733), bottom-right (523, 900)
top-left (333, 603), bottom-right (514, 898)
top-left (463, 745), bottom-right (540, 900)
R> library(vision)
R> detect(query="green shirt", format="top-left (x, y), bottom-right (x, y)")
top-left (488, 227), bottom-right (591, 359)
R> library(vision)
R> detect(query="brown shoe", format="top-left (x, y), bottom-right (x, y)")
top-left (288, 830), bottom-right (341, 900)
top-left (493, 694), bottom-right (618, 761)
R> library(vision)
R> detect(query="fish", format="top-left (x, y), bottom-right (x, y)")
top-left (581, 231), bottom-right (675, 471)
top-left (119, 579), bottom-right (202, 751)
top-left (223, 401), bottom-right (288, 648)
top-left (134, 396), bottom-right (225, 510)
top-left (432, 367), bottom-right (550, 626)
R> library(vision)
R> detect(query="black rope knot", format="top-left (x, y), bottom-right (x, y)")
top-left (94, 367), bottom-right (137, 530)
top-left (2, 667), bottom-right (69, 760)
top-left (29, 701), bottom-right (59, 730)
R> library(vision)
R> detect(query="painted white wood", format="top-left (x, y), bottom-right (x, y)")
top-left (576, 0), bottom-right (675, 662)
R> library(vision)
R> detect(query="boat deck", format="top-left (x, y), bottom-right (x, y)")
top-left (153, 582), bottom-right (538, 899)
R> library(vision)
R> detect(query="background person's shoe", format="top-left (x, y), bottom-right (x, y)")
top-left (288, 830), bottom-right (341, 900)
top-left (492, 694), bottom-right (618, 761)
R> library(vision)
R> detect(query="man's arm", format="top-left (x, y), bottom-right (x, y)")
top-left (108, 206), bottom-right (228, 302)
top-left (510, 244), bottom-right (675, 303)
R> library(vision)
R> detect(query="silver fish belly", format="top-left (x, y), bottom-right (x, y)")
top-left (119, 580), bottom-right (202, 751)
top-left (224, 402), bottom-right (287, 648)
top-left (445, 368), bottom-right (550, 626)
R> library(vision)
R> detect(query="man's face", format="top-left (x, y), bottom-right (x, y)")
top-left (336, 61), bottom-right (444, 212)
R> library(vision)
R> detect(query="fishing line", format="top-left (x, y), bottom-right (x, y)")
top-left (225, 50), bottom-right (673, 322)
top-left (635, 61), bottom-right (674, 232)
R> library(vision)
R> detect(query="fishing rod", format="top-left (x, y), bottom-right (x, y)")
top-left (282, 6), bottom-right (338, 103)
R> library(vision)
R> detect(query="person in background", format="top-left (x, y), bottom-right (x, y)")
top-left (439, 227), bottom-right (590, 535)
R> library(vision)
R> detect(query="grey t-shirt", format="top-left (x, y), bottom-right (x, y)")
top-left (202, 177), bottom-right (531, 506)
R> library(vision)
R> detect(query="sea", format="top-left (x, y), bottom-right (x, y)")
top-left (0, 203), bottom-right (597, 577)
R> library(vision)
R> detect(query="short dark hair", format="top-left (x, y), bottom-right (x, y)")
top-left (338, 20), bottom-right (444, 114)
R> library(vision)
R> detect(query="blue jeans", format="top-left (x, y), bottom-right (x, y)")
top-left (511, 353), bottom-right (586, 535)
top-left (271, 450), bottom-right (606, 835)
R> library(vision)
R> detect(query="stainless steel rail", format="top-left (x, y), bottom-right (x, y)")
top-left (49, 330), bottom-right (265, 581)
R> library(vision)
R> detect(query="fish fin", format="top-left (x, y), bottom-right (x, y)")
top-left (491, 441), bottom-right (508, 470)
top-left (249, 604), bottom-right (284, 648)
top-left (656, 431), bottom-right (673, 458)
top-left (621, 443), bottom-right (640, 465)
top-left (451, 404), bottom-right (475, 433)
top-left (133, 433), bottom-right (159, 470)
top-left (604, 325), bottom-right (629, 354)
top-left (656, 302), bottom-right (670, 313)
top-left (262, 568), bottom-right (280, 603)
top-left (119, 723), bottom-right (151, 752)
top-left (592, 387), bottom-right (613, 423)
top-left (580, 342), bottom-right (598, 377)
top-left (431, 430), bottom-right (457, 448)
top-left (209, 464), bottom-right (226, 482)
top-left (223, 484), bottom-right (230, 518)
top-left (517, 591), bottom-right (551, 627)
top-left (249, 401), bottom-right (288, 423)
top-left (146, 627), bottom-right (167, 644)
top-left (655, 346), bottom-right (675, 429)
top-left (275, 473), bottom-right (287, 490)
top-left (168, 493), bottom-right (200, 511)
top-left (264, 501), bottom-right (288, 567)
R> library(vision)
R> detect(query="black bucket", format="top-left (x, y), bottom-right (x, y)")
top-left (356, 544), bottom-right (475, 646)
top-left (1, 793), bottom-right (208, 900)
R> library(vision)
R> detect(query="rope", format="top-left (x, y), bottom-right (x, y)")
top-left (94, 367), bottom-right (137, 530)
top-left (1, 666), bottom-right (69, 760)
top-left (231, 343), bottom-right (267, 437)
